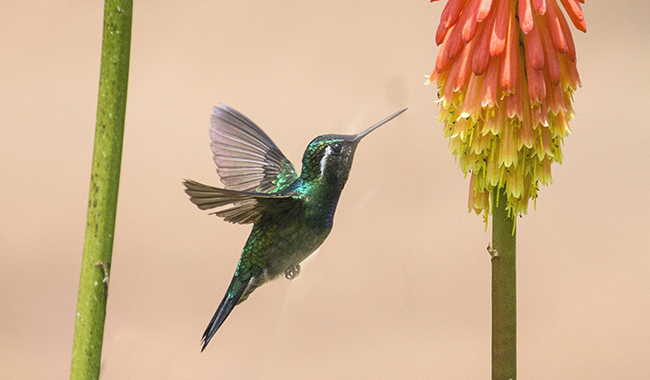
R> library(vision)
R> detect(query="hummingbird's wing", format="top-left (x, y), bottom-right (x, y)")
top-left (183, 180), bottom-right (300, 224)
top-left (210, 104), bottom-right (299, 193)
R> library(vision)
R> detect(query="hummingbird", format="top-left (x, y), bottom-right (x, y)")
top-left (184, 104), bottom-right (406, 351)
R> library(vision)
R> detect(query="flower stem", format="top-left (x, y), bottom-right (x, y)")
top-left (69, 1), bottom-right (132, 379)
top-left (491, 187), bottom-right (517, 380)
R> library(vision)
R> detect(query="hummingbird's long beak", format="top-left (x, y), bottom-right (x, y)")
top-left (353, 108), bottom-right (408, 142)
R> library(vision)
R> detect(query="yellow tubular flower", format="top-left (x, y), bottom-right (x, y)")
top-left (428, 0), bottom-right (586, 217)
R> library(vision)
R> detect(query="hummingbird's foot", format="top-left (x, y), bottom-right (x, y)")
top-left (285, 264), bottom-right (301, 280)
top-left (487, 244), bottom-right (499, 260)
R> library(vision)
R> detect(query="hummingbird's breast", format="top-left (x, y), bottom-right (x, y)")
top-left (255, 215), bottom-right (332, 279)
top-left (258, 187), bottom-right (343, 279)
top-left (237, 178), bottom-right (345, 283)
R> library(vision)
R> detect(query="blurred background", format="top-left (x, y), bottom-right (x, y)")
top-left (1, 1), bottom-right (649, 379)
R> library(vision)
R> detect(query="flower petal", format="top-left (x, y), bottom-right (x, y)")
top-left (472, 19), bottom-right (494, 75)
top-left (489, 0), bottom-right (511, 57)
top-left (461, 0), bottom-right (481, 43)
top-left (538, 15), bottom-right (561, 85)
top-left (559, 0), bottom-right (586, 32)
top-left (499, 10), bottom-right (518, 93)
top-left (518, 0), bottom-right (534, 34)
top-left (555, 0), bottom-right (577, 62)
top-left (544, 2), bottom-right (568, 55)
top-left (477, 0), bottom-right (494, 22)
top-left (524, 14), bottom-right (545, 71)
top-left (440, 0), bottom-right (466, 29)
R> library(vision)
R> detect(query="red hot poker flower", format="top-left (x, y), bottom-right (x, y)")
top-left (428, 0), bottom-right (586, 217)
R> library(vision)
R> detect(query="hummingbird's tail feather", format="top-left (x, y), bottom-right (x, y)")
top-left (201, 277), bottom-right (251, 351)
top-left (184, 180), bottom-right (255, 210)
top-left (183, 179), bottom-right (298, 225)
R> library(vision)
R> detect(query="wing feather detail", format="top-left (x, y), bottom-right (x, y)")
top-left (183, 179), bottom-right (298, 224)
top-left (210, 105), bottom-right (299, 193)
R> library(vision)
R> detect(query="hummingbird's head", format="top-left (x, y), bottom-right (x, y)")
top-left (300, 134), bottom-right (360, 187)
top-left (299, 108), bottom-right (407, 188)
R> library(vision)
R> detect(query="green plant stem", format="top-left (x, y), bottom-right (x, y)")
top-left (491, 187), bottom-right (517, 380)
top-left (70, 1), bottom-right (132, 379)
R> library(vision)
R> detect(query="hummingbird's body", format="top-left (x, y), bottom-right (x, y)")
top-left (184, 104), bottom-right (405, 351)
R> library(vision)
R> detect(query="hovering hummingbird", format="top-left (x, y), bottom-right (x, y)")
top-left (184, 104), bottom-right (406, 351)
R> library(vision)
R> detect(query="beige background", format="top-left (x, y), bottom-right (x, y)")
top-left (1, 1), bottom-right (649, 379)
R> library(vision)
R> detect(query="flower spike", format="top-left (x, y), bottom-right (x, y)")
top-left (429, 0), bottom-right (586, 217)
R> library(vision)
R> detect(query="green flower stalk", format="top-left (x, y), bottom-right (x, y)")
top-left (70, 1), bottom-right (132, 379)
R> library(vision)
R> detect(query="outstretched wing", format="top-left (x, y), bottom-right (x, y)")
top-left (210, 104), bottom-right (299, 193)
top-left (183, 179), bottom-right (299, 224)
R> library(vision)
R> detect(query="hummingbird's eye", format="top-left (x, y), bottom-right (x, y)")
top-left (331, 142), bottom-right (342, 155)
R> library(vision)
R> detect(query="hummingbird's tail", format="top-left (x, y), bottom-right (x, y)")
top-left (201, 276), bottom-right (251, 351)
